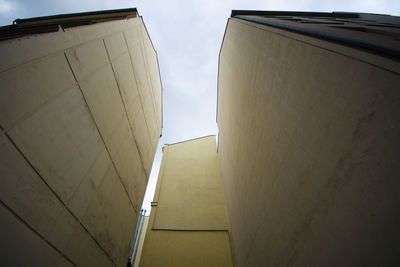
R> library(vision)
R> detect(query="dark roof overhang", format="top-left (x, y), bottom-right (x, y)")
top-left (0, 8), bottom-right (137, 41)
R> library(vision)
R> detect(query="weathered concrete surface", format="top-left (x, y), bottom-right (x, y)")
top-left (125, 27), bottom-right (160, 150)
top-left (0, 132), bottom-right (113, 267)
top-left (8, 86), bottom-right (104, 203)
top-left (0, 203), bottom-right (73, 267)
top-left (80, 164), bottom-right (138, 266)
top-left (0, 14), bottom-right (162, 266)
top-left (154, 136), bottom-right (229, 230)
top-left (141, 227), bottom-right (234, 267)
top-left (105, 32), bottom-right (154, 176)
top-left (217, 18), bottom-right (400, 267)
top-left (0, 53), bottom-right (76, 129)
top-left (140, 136), bottom-right (235, 267)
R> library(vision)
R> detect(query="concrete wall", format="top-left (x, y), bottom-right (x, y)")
top-left (140, 136), bottom-right (235, 267)
top-left (217, 18), bottom-right (400, 267)
top-left (0, 16), bottom-right (162, 266)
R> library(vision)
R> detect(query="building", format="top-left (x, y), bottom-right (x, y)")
top-left (0, 8), bottom-right (162, 266)
top-left (217, 11), bottom-right (400, 266)
top-left (139, 136), bottom-right (235, 267)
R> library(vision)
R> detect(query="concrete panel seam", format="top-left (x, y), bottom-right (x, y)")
top-left (156, 51), bottom-right (164, 130)
top-left (0, 200), bottom-right (76, 266)
top-left (64, 51), bottom-right (139, 216)
top-left (137, 26), bottom-right (160, 130)
top-left (67, 59), bottom-right (110, 83)
top-left (0, 20), bottom-right (138, 75)
top-left (66, 146), bottom-right (106, 205)
top-left (64, 52), bottom-right (147, 266)
top-left (6, 131), bottom-right (118, 266)
top-left (232, 18), bottom-right (400, 76)
top-left (109, 49), bottom-right (129, 63)
top-left (139, 17), bottom-right (157, 54)
top-left (1, 82), bottom-right (78, 132)
top-left (138, 24), bottom-right (158, 114)
top-left (4, 132), bottom-right (118, 266)
top-left (150, 228), bottom-right (230, 231)
top-left (137, 26), bottom-right (159, 128)
top-left (140, 16), bottom-right (164, 130)
top-left (122, 31), bottom-right (155, 151)
top-left (103, 36), bottom-right (129, 61)
top-left (102, 38), bottom-right (149, 180)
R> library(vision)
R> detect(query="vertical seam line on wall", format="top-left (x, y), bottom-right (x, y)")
top-left (122, 31), bottom-right (155, 152)
top-left (63, 52), bottom-right (139, 216)
top-left (137, 26), bottom-right (160, 132)
top-left (138, 26), bottom-right (161, 132)
top-left (0, 199), bottom-right (76, 266)
top-left (139, 17), bottom-right (164, 130)
top-left (66, 143), bottom-right (106, 205)
top-left (4, 133), bottom-right (111, 266)
top-left (138, 23), bottom-right (159, 127)
top-left (102, 39), bottom-right (149, 181)
top-left (1, 54), bottom-right (80, 132)
top-left (6, 127), bottom-right (117, 267)
top-left (156, 51), bottom-right (164, 130)
top-left (0, 19), bottom-right (140, 75)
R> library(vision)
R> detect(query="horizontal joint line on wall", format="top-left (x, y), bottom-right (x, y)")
top-left (151, 228), bottom-right (229, 232)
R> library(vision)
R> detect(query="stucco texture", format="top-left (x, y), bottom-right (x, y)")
top-left (140, 136), bottom-right (234, 267)
top-left (0, 15), bottom-right (162, 266)
top-left (217, 18), bottom-right (400, 267)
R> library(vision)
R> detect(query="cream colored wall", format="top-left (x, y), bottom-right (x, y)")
top-left (153, 136), bottom-right (229, 230)
top-left (0, 16), bottom-right (162, 267)
top-left (140, 136), bottom-right (234, 267)
top-left (140, 227), bottom-right (233, 267)
top-left (217, 18), bottom-right (400, 267)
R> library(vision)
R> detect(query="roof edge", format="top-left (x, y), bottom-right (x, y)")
top-left (13, 8), bottom-right (138, 25)
top-left (231, 10), bottom-right (359, 18)
top-left (0, 8), bottom-right (138, 41)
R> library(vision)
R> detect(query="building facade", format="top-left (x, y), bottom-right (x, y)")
top-left (0, 9), bottom-right (162, 266)
top-left (140, 136), bottom-right (235, 267)
top-left (217, 11), bottom-right (400, 266)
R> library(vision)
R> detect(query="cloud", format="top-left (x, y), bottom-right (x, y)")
top-left (0, 0), bottom-right (13, 14)
top-left (2, 0), bottom-right (400, 213)
top-left (0, 0), bottom-right (20, 24)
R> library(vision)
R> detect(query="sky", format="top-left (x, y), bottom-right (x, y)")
top-left (1, 0), bottom-right (399, 213)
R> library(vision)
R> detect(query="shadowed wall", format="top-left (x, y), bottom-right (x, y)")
top-left (217, 14), bottom-right (400, 267)
top-left (0, 9), bottom-right (162, 266)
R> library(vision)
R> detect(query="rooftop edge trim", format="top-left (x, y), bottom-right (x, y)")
top-left (0, 8), bottom-right (138, 41)
top-left (233, 15), bottom-right (400, 60)
top-left (231, 10), bottom-right (360, 18)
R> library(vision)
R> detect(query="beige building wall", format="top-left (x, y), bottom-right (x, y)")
top-left (0, 10), bottom-right (162, 267)
top-left (217, 17), bottom-right (400, 266)
top-left (140, 136), bottom-right (235, 267)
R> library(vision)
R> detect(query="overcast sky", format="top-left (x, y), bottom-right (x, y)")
top-left (1, 0), bottom-right (399, 213)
